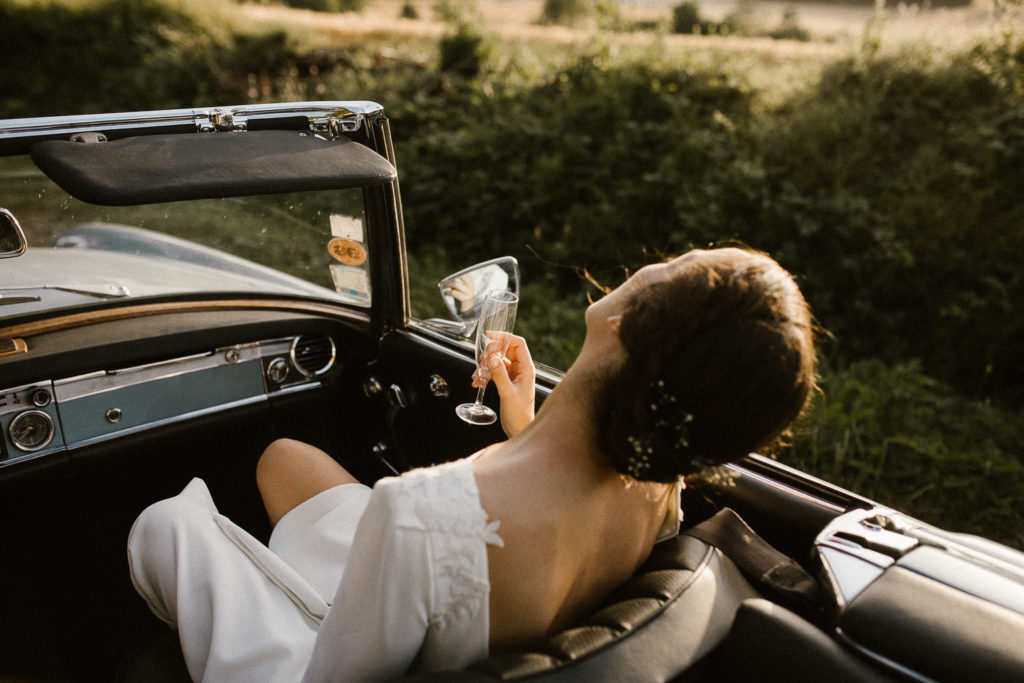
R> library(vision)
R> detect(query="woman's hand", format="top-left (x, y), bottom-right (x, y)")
top-left (472, 333), bottom-right (535, 438)
top-left (448, 275), bottom-right (476, 313)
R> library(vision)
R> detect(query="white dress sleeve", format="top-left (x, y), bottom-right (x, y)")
top-left (302, 460), bottom-right (501, 682)
top-left (302, 479), bottom-right (432, 683)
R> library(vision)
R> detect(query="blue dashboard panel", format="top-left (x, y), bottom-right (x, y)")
top-left (55, 353), bottom-right (266, 448)
top-left (0, 335), bottom-right (332, 468)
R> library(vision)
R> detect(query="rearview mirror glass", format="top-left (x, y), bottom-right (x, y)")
top-left (0, 208), bottom-right (27, 258)
top-left (438, 256), bottom-right (520, 336)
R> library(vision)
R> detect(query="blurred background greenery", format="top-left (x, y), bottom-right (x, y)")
top-left (1, 0), bottom-right (1022, 548)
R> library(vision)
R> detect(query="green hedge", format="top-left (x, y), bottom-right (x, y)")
top-left (1, 0), bottom-right (1022, 546)
top-left (390, 46), bottom-right (1024, 411)
top-left (786, 359), bottom-right (1024, 548)
top-left (0, 0), bottom-right (297, 117)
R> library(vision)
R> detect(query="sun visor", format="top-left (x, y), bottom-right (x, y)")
top-left (30, 130), bottom-right (397, 206)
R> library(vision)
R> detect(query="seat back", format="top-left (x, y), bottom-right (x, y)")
top-left (402, 535), bottom-right (760, 681)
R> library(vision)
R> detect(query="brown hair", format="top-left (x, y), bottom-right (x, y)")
top-left (599, 248), bottom-right (815, 482)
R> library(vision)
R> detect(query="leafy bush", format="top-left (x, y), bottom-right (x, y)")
top-left (439, 23), bottom-right (490, 78)
top-left (753, 44), bottom-right (1024, 407)
top-left (768, 7), bottom-right (810, 41)
top-left (280, 0), bottom-right (367, 12)
top-left (671, 1), bottom-right (707, 34)
top-left (784, 359), bottom-right (1024, 548)
top-left (400, 0), bottom-right (418, 19)
top-left (539, 0), bottom-right (593, 26)
top-left (0, 0), bottom-right (304, 116)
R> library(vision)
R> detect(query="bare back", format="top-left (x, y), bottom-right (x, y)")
top-left (471, 444), bottom-right (675, 652)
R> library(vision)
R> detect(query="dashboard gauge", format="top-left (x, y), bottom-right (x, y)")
top-left (9, 410), bottom-right (55, 453)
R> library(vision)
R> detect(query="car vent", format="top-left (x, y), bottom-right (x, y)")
top-left (290, 335), bottom-right (336, 377)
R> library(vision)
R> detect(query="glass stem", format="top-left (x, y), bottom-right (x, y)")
top-left (474, 383), bottom-right (487, 407)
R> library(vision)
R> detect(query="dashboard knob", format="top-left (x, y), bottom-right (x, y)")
top-left (267, 358), bottom-right (290, 384)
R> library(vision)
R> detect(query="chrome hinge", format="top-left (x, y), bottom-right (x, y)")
top-left (309, 115), bottom-right (361, 138)
top-left (195, 108), bottom-right (248, 133)
top-left (69, 132), bottom-right (107, 143)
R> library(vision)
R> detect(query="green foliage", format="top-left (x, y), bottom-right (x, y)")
top-left (754, 44), bottom-right (1024, 407)
top-left (400, 0), bottom-right (418, 19)
top-left (671, 0), bottom-right (739, 36)
top-left (784, 359), bottom-right (1024, 548)
top-left (439, 23), bottom-right (490, 78)
top-left (0, 0), bottom-right (305, 116)
top-left (432, 0), bottom-right (479, 24)
top-left (768, 7), bottom-right (810, 41)
top-left (397, 53), bottom-right (755, 296)
top-left (539, 0), bottom-right (593, 26)
top-left (3, 0), bottom-right (1024, 546)
top-left (280, 0), bottom-right (367, 12)
top-left (671, 2), bottom-right (706, 34)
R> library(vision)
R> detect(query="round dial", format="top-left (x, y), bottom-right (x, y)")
top-left (9, 410), bottom-right (55, 453)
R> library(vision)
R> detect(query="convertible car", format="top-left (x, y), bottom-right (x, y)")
top-left (1, 102), bottom-right (1022, 682)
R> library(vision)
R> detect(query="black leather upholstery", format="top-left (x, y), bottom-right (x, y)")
top-left (400, 535), bottom-right (759, 681)
top-left (118, 535), bottom-right (758, 682)
top-left (681, 598), bottom-right (895, 682)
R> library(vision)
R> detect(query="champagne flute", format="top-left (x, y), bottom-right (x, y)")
top-left (456, 290), bottom-right (519, 425)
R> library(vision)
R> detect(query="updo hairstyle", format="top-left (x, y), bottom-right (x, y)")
top-left (601, 248), bottom-right (815, 483)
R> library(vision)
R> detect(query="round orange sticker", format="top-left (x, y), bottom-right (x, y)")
top-left (327, 238), bottom-right (366, 266)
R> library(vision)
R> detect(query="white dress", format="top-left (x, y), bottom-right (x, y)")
top-left (127, 458), bottom-right (504, 683)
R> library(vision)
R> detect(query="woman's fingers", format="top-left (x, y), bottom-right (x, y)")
top-left (477, 335), bottom-right (536, 438)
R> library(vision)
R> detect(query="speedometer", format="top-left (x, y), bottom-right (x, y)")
top-left (9, 410), bottom-right (55, 452)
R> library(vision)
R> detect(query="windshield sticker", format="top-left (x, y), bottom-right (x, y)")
top-left (330, 214), bottom-right (364, 242)
top-left (330, 264), bottom-right (371, 306)
top-left (327, 237), bottom-right (367, 266)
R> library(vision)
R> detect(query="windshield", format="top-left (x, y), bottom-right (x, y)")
top-left (0, 156), bottom-right (371, 318)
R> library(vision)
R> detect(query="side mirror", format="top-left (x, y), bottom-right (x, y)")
top-left (437, 256), bottom-right (520, 337)
top-left (0, 209), bottom-right (27, 258)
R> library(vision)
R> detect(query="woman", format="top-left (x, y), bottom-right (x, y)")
top-left (128, 247), bottom-right (815, 682)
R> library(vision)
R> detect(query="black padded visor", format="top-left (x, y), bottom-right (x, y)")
top-left (30, 130), bottom-right (397, 206)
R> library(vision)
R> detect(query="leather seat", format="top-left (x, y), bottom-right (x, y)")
top-left (119, 535), bottom-right (758, 682)
top-left (401, 534), bottom-right (759, 681)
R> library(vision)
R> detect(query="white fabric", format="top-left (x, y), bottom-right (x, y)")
top-left (127, 458), bottom-right (504, 683)
top-left (269, 482), bottom-right (373, 600)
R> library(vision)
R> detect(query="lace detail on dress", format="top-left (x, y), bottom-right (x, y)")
top-left (396, 460), bottom-right (503, 630)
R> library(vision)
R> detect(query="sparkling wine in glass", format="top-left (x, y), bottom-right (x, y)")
top-left (456, 290), bottom-right (519, 425)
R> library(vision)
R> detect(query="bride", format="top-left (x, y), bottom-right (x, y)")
top-left (128, 246), bottom-right (816, 682)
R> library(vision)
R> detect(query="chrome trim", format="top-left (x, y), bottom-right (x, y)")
top-left (54, 345), bottom-right (261, 401)
top-left (290, 334), bottom-right (336, 378)
top-left (429, 374), bottom-right (450, 398)
top-left (64, 395), bottom-right (267, 450)
top-left (0, 208), bottom-right (27, 258)
top-left (725, 462), bottom-right (847, 515)
top-left (0, 446), bottom-right (64, 469)
top-left (267, 380), bottom-right (322, 397)
top-left (0, 101), bottom-right (384, 148)
top-left (8, 409), bottom-right (55, 452)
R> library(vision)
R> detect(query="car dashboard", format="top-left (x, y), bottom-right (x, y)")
top-left (1, 332), bottom-right (338, 469)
